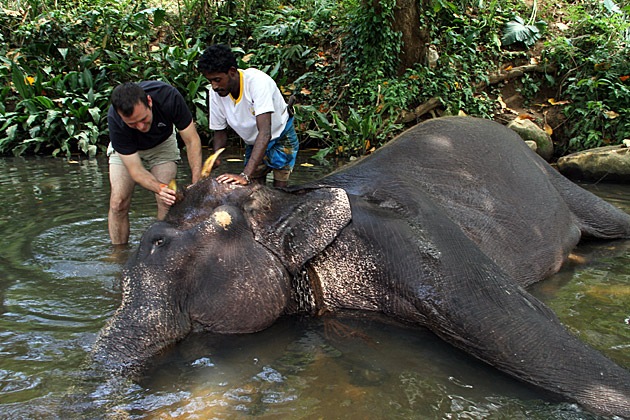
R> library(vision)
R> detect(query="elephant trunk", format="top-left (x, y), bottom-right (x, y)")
top-left (91, 270), bottom-right (192, 375)
top-left (91, 312), bottom-right (190, 375)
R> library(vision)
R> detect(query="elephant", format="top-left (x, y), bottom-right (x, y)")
top-left (93, 116), bottom-right (630, 418)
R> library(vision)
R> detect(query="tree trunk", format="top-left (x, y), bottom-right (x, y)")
top-left (393, 0), bottom-right (428, 74)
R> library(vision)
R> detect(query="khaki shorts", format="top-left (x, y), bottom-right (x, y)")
top-left (250, 163), bottom-right (292, 182)
top-left (108, 132), bottom-right (181, 168)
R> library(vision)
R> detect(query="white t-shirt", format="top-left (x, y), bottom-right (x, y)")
top-left (208, 68), bottom-right (289, 145)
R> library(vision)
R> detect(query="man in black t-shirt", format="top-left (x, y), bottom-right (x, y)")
top-left (107, 81), bottom-right (202, 245)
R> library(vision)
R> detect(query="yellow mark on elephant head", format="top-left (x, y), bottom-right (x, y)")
top-left (214, 210), bottom-right (232, 230)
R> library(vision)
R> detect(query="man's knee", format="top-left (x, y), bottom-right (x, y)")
top-left (150, 161), bottom-right (177, 184)
top-left (109, 195), bottom-right (131, 215)
top-left (273, 168), bottom-right (292, 183)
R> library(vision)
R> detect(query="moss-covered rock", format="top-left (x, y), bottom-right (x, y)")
top-left (557, 145), bottom-right (630, 182)
top-left (507, 118), bottom-right (554, 161)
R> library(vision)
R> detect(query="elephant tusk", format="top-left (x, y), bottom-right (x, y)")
top-left (165, 178), bottom-right (184, 204)
top-left (200, 148), bottom-right (226, 179)
top-left (168, 178), bottom-right (177, 192)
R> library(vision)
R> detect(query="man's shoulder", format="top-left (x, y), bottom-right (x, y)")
top-left (241, 67), bottom-right (273, 82)
top-left (139, 80), bottom-right (179, 95)
top-left (138, 80), bottom-right (174, 89)
top-left (241, 68), bottom-right (278, 96)
top-left (143, 81), bottom-right (188, 112)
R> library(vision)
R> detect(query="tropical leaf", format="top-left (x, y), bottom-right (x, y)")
top-left (86, 144), bottom-right (97, 158)
top-left (88, 107), bottom-right (101, 123)
top-left (603, 0), bottom-right (622, 14)
top-left (34, 96), bottom-right (55, 109)
top-left (502, 16), bottom-right (546, 47)
top-left (44, 110), bottom-right (62, 129)
top-left (153, 8), bottom-right (167, 26)
top-left (11, 64), bottom-right (31, 99)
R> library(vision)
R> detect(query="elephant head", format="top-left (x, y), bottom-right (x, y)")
top-left (92, 179), bottom-right (351, 374)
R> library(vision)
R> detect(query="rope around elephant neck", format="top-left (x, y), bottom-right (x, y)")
top-left (292, 264), bottom-right (325, 314)
top-left (293, 267), bottom-right (315, 313)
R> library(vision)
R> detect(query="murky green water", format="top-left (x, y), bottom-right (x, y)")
top-left (0, 151), bottom-right (627, 419)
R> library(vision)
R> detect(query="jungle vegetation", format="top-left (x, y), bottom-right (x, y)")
top-left (0, 0), bottom-right (629, 160)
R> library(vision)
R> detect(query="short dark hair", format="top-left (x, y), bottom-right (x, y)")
top-left (111, 83), bottom-right (149, 117)
top-left (198, 44), bottom-right (238, 74)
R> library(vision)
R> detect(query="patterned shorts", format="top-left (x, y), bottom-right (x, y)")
top-left (245, 117), bottom-right (299, 177)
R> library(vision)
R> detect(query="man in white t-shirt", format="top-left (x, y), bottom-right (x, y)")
top-left (198, 44), bottom-right (298, 187)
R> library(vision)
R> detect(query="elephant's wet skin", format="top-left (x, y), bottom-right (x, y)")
top-left (92, 116), bottom-right (630, 418)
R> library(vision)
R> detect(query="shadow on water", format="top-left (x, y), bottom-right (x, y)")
top-left (0, 150), bottom-right (628, 419)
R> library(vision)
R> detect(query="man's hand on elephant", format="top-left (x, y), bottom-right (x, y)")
top-left (158, 184), bottom-right (177, 206)
top-left (216, 173), bottom-right (249, 185)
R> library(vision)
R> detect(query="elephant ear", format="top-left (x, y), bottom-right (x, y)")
top-left (247, 187), bottom-right (351, 275)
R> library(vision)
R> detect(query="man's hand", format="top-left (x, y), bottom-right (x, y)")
top-left (158, 184), bottom-right (177, 206)
top-left (216, 173), bottom-right (249, 185)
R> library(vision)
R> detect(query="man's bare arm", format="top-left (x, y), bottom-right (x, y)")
top-left (178, 121), bottom-right (203, 183)
top-left (119, 153), bottom-right (176, 205)
top-left (242, 112), bottom-right (272, 178)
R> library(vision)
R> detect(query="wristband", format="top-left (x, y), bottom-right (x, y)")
top-left (239, 172), bottom-right (250, 184)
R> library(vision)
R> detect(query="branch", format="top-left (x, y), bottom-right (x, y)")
top-left (475, 63), bottom-right (556, 90)
top-left (397, 63), bottom-right (556, 124)
top-left (399, 96), bottom-right (442, 123)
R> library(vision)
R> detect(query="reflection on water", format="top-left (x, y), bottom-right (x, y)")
top-left (0, 151), bottom-right (627, 419)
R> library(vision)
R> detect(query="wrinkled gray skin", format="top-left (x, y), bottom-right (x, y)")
top-left (93, 117), bottom-right (630, 418)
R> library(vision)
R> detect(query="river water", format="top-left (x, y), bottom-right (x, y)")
top-left (0, 149), bottom-right (628, 419)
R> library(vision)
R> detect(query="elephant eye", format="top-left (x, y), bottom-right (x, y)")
top-left (150, 237), bottom-right (165, 255)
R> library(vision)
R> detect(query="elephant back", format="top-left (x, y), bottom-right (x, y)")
top-left (319, 116), bottom-right (580, 287)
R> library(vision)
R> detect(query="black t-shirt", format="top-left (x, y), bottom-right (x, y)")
top-left (107, 81), bottom-right (193, 155)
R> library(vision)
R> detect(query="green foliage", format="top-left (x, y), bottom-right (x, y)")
top-left (502, 16), bottom-right (547, 47)
top-left (1, 61), bottom-right (110, 157)
top-left (547, 0), bottom-right (630, 153)
top-left (296, 104), bottom-right (402, 160)
top-left (140, 40), bottom-right (208, 127)
top-left (0, 0), bottom-right (516, 159)
top-left (395, 4), bottom-right (508, 118)
top-left (501, 0), bottom-right (547, 48)
top-left (343, 0), bottom-right (402, 76)
top-left (1, 0), bottom-right (628, 161)
top-left (0, 0), bottom-right (208, 157)
top-left (241, 0), bottom-right (345, 86)
top-left (246, 5), bottom-right (318, 83)
top-left (282, 0), bottom-right (508, 161)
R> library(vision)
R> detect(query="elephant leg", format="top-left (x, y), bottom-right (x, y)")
top-left (545, 166), bottom-right (630, 238)
top-left (389, 199), bottom-right (630, 417)
top-left (427, 270), bottom-right (630, 417)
